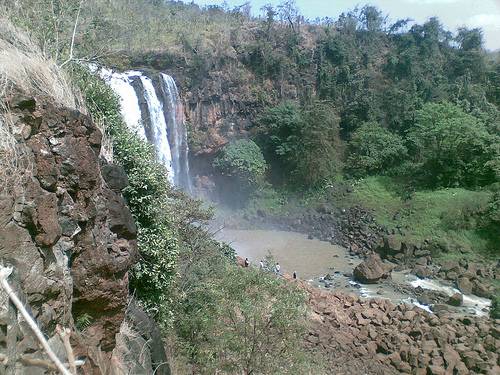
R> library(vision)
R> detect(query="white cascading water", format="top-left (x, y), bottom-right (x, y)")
top-left (139, 76), bottom-right (175, 183)
top-left (159, 73), bottom-right (192, 192)
top-left (99, 66), bottom-right (193, 189)
top-left (99, 68), bottom-right (146, 140)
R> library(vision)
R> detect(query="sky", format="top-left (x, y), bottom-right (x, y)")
top-left (184, 0), bottom-right (500, 50)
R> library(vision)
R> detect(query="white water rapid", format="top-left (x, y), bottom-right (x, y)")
top-left (159, 74), bottom-right (192, 192)
top-left (99, 68), bottom-right (146, 139)
top-left (410, 277), bottom-right (491, 316)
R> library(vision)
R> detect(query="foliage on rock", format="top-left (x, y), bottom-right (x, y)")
top-left (213, 139), bottom-right (267, 185)
top-left (74, 67), bottom-right (179, 323)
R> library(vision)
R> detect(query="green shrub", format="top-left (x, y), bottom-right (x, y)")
top-left (175, 254), bottom-right (321, 374)
top-left (213, 139), bottom-right (267, 185)
top-left (347, 121), bottom-right (407, 177)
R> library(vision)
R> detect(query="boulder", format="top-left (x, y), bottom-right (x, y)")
top-left (101, 163), bottom-right (129, 192)
top-left (414, 265), bottom-right (433, 278)
top-left (353, 253), bottom-right (392, 284)
top-left (440, 260), bottom-right (459, 272)
top-left (472, 280), bottom-right (491, 298)
top-left (447, 293), bottom-right (463, 307)
top-left (456, 277), bottom-right (473, 295)
top-left (385, 235), bottom-right (403, 252)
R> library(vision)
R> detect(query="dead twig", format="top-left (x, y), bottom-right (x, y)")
top-left (59, 0), bottom-right (83, 68)
top-left (57, 325), bottom-right (77, 374)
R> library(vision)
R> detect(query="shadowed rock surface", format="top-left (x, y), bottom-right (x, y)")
top-left (0, 95), bottom-right (138, 373)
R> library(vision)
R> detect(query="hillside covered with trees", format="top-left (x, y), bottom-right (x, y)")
top-left (1, 0), bottom-right (499, 373)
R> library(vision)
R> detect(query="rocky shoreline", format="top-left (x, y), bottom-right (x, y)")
top-left (302, 280), bottom-right (500, 375)
top-left (225, 204), bottom-right (498, 303)
top-left (235, 253), bottom-right (500, 374)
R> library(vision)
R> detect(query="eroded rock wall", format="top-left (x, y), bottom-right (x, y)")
top-left (0, 95), bottom-right (137, 373)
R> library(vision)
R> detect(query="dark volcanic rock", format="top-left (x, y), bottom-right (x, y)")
top-left (0, 95), bottom-right (138, 371)
top-left (101, 163), bottom-right (129, 192)
top-left (300, 279), bottom-right (500, 375)
top-left (353, 253), bottom-right (393, 284)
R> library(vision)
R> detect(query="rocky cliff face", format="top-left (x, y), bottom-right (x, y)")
top-left (0, 94), bottom-right (137, 373)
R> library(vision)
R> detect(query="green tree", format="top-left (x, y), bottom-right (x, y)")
top-left (175, 257), bottom-right (319, 374)
top-left (213, 139), bottom-right (268, 204)
top-left (295, 101), bottom-right (342, 186)
top-left (257, 101), bottom-right (341, 187)
top-left (213, 139), bottom-right (267, 185)
top-left (407, 102), bottom-right (499, 188)
top-left (347, 121), bottom-right (407, 177)
top-left (256, 101), bottom-right (303, 178)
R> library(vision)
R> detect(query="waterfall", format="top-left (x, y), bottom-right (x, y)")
top-left (99, 68), bottom-right (146, 140)
top-left (139, 76), bottom-right (174, 184)
top-left (99, 66), bottom-right (192, 190)
top-left (158, 74), bottom-right (192, 192)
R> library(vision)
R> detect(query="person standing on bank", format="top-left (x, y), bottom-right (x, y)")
top-left (244, 258), bottom-right (250, 267)
top-left (275, 262), bottom-right (281, 274)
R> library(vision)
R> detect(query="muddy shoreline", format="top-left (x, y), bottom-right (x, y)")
top-left (218, 228), bottom-right (491, 318)
top-left (216, 206), bottom-right (498, 304)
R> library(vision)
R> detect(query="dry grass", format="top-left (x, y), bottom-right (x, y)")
top-left (0, 18), bottom-right (87, 193)
top-left (0, 112), bottom-right (22, 195)
top-left (0, 18), bottom-right (83, 111)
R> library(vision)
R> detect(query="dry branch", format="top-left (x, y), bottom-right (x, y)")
top-left (0, 266), bottom-right (73, 375)
top-left (57, 325), bottom-right (77, 374)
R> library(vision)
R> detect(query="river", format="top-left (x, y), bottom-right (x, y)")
top-left (215, 228), bottom-right (491, 317)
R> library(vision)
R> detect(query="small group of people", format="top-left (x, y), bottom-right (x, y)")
top-left (244, 257), bottom-right (298, 279)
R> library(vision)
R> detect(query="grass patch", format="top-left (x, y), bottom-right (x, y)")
top-left (349, 176), bottom-right (497, 260)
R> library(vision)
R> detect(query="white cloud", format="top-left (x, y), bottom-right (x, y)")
top-left (466, 14), bottom-right (500, 29)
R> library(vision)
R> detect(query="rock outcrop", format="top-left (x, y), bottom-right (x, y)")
top-left (353, 253), bottom-right (393, 284)
top-left (0, 95), bottom-right (137, 373)
top-left (301, 281), bottom-right (500, 375)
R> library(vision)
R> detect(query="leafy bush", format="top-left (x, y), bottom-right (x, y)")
top-left (175, 248), bottom-right (321, 374)
top-left (296, 101), bottom-right (343, 186)
top-left (347, 121), bottom-right (407, 177)
top-left (257, 101), bottom-right (342, 187)
top-left (407, 102), bottom-right (499, 188)
top-left (256, 101), bottom-right (303, 173)
top-left (213, 139), bottom-right (267, 185)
